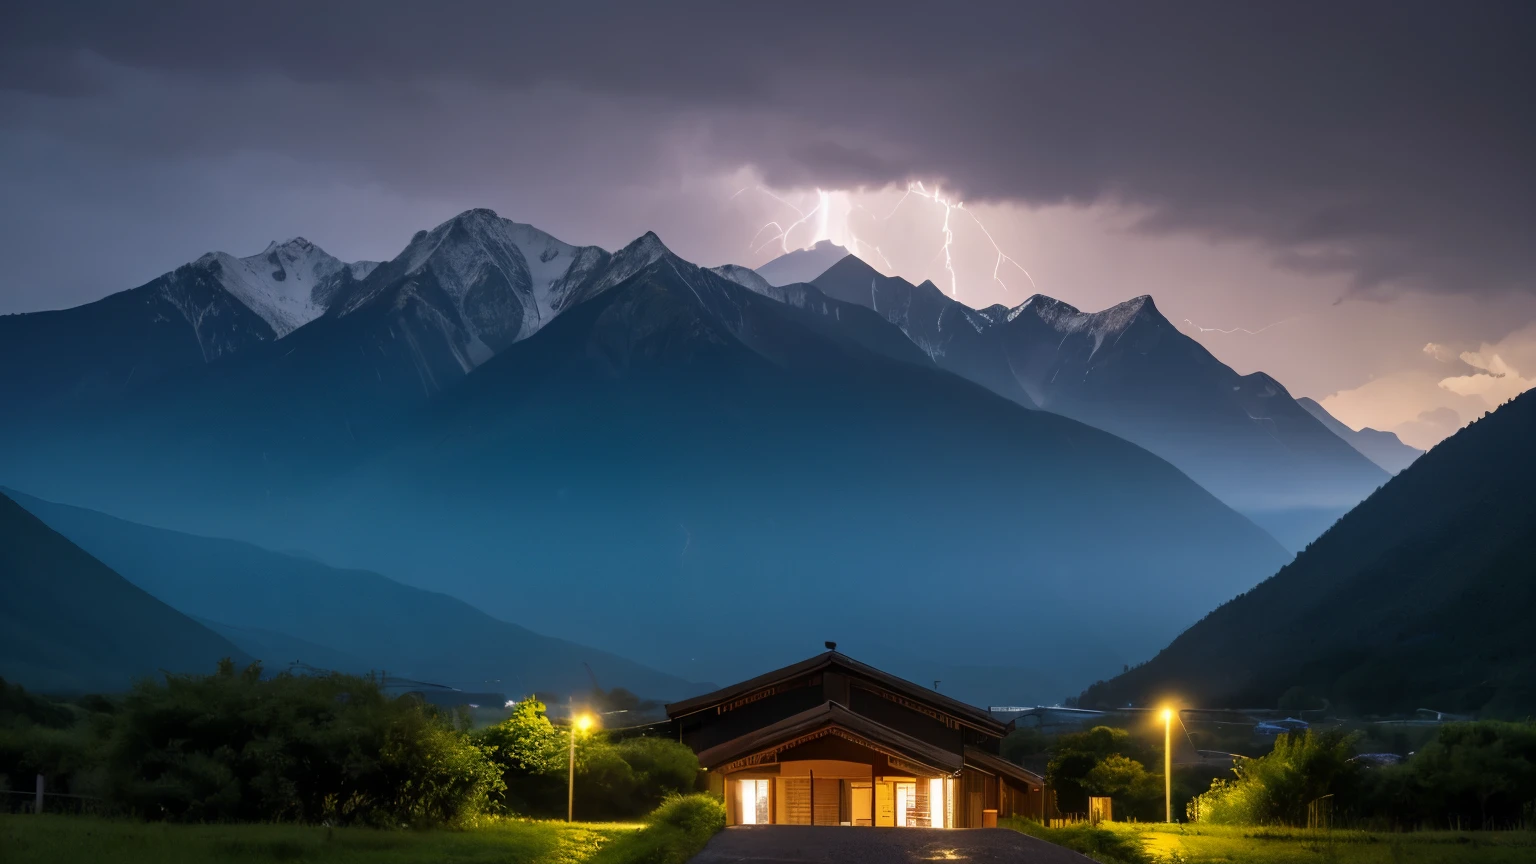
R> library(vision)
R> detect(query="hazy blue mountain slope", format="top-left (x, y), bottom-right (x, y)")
top-left (811, 257), bottom-right (1388, 516)
top-left (0, 491), bottom-right (247, 693)
top-left (1079, 389), bottom-right (1536, 717)
top-left (0, 264), bottom-right (275, 417)
top-left (0, 218), bottom-right (1289, 694)
top-left (811, 255), bottom-right (1038, 409)
top-left (0, 212), bottom-right (619, 523)
top-left (1243, 506), bottom-right (1351, 555)
top-left (991, 294), bottom-right (1388, 513)
top-left (6, 489), bottom-right (706, 700)
top-left (295, 249), bottom-right (1289, 687)
top-left (1297, 396), bottom-right (1423, 474)
top-left (755, 239), bottom-right (850, 287)
top-left (0, 238), bottom-right (374, 422)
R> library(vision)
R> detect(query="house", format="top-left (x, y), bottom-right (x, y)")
top-left (665, 650), bottom-right (1046, 828)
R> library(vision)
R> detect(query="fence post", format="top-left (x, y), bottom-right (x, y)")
top-left (35, 774), bottom-right (44, 814)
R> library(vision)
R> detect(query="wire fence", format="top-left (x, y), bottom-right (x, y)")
top-left (0, 787), bottom-right (115, 816)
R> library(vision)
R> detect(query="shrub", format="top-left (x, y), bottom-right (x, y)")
top-left (0, 678), bottom-right (76, 729)
top-left (1189, 729), bottom-right (1357, 826)
top-left (1001, 816), bottom-right (1152, 864)
top-left (477, 701), bottom-right (702, 820)
top-left (1366, 720), bottom-right (1536, 829)
top-left (476, 698), bottom-right (567, 815)
top-left (101, 659), bottom-right (503, 826)
top-left (589, 794), bottom-right (726, 864)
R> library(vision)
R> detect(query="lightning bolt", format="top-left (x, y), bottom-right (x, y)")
top-left (906, 182), bottom-right (959, 296)
top-left (741, 186), bottom-right (825, 255)
top-left (889, 181), bottom-right (1040, 297)
top-left (733, 180), bottom-right (1038, 298)
top-left (962, 207), bottom-right (1038, 294)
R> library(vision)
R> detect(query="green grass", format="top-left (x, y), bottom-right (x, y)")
top-left (1115, 823), bottom-right (1536, 864)
top-left (1001, 817), bottom-right (1153, 864)
top-left (1003, 818), bottom-right (1536, 864)
top-left (0, 794), bottom-right (726, 864)
top-left (0, 814), bottom-right (639, 864)
top-left (587, 794), bottom-right (726, 864)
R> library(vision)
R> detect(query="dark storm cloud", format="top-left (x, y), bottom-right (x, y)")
top-left (2, 0), bottom-right (1533, 296)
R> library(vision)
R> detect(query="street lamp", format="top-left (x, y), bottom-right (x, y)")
top-left (1161, 707), bottom-right (1174, 823)
top-left (569, 713), bottom-right (594, 822)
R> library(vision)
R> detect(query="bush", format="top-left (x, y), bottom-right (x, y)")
top-left (0, 678), bottom-right (76, 729)
top-left (589, 794), bottom-right (726, 864)
top-left (477, 700), bottom-right (702, 820)
top-left (1002, 816), bottom-right (1152, 864)
top-left (101, 659), bottom-right (503, 826)
top-left (476, 698), bottom-right (567, 815)
top-left (1048, 726), bottom-right (1161, 817)
top-left (0, 680), bottom-right (108, 803)
top-left (1366, 721), bottom-right (1536, 829)
top-left (1085, 754), bottom-right (1163, 821)
top-left (1189, 729), bottom-right (1357, 826)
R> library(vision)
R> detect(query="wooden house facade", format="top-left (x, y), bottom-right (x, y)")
top-left (665, 651), bottom-right (1045, 828)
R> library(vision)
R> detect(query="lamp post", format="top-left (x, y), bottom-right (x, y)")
top-left (568, 712), bottom-right (593, 822)
top-left (1161, 707), bottom-right (1174, 823)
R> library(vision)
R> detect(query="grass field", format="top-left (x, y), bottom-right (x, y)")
top-left (1123, 823), bottom-right (1536, 864)
top-left (1, 793), bottom-right (726, 864)
top-left (1003, 817), bottom-right (1536, 864)
top-left (0, 815), bottom-right (639, 864)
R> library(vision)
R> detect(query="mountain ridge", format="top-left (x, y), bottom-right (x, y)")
top-left (802, 252), bottom-right (1388, 515)
top-left (1078, 388), bottom-right (1536, 716)
top-left (0, 211), bottom-right (1291, 694)
top-left (5, 487), bottom-right (708, 700)
top-left (0, 490), bottom-right (249, 693)
top-left (1297, 396), bottom-right (1423, 474)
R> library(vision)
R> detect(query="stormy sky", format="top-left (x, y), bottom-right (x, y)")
top-left (3, 1), bottom-right (1533, 447)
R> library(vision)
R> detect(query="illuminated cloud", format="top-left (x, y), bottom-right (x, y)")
top-left (1325, 323), bottom-right (1536, 450)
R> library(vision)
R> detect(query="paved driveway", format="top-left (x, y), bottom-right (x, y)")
top-left (689, 826), bottom-right (1096, 863)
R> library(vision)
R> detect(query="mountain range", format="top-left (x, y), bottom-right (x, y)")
top-left (5, 489), bottom-right (704, 700)
top-left (1078, 388), bottom-right (1536, 717)
top-left (0, 491), bottom-right (246, 693)
top-left (1297, 397), bottom-right (1422, 475)
top-left (0, 209), bottom-right (1292, 699)
top-left (801, 254), bottom-right (1390, 520)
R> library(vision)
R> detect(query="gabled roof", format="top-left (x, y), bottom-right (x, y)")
top-left (696, 700), bottom-right (965, 775)
top-left (963, 746), bottom-right (1046, 789)
top-left (665, 651), bottom-right (1004, 734)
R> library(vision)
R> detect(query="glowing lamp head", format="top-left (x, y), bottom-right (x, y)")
top-left (576, 714), bottom-right (594, 732)
top-left (1161, 708), bottom-right (1174, 722)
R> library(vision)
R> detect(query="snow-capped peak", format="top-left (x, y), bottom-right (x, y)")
top-left (709, 264), bottom-right (774, 295)
top-left (332, 208), bottom-right (615, 359)
top-left (197, 237), bottom-right (357, 337)
top-left (589, 231), bottom-right (672, 294)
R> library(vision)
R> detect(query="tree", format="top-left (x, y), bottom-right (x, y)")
top-left (100, 661), bottom-right (503, 826)
top-left (1047, 726), bottom-right (1157, 814)
top-left (476, 698), bottom-right (567, 815)
top-left (1382, 721), bottom-right (1536, 829)
top-left (1085, 754), bottom-right (1162, 820)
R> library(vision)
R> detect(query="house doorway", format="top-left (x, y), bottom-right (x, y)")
top-left (738, 778), bottom-right (770, 825)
